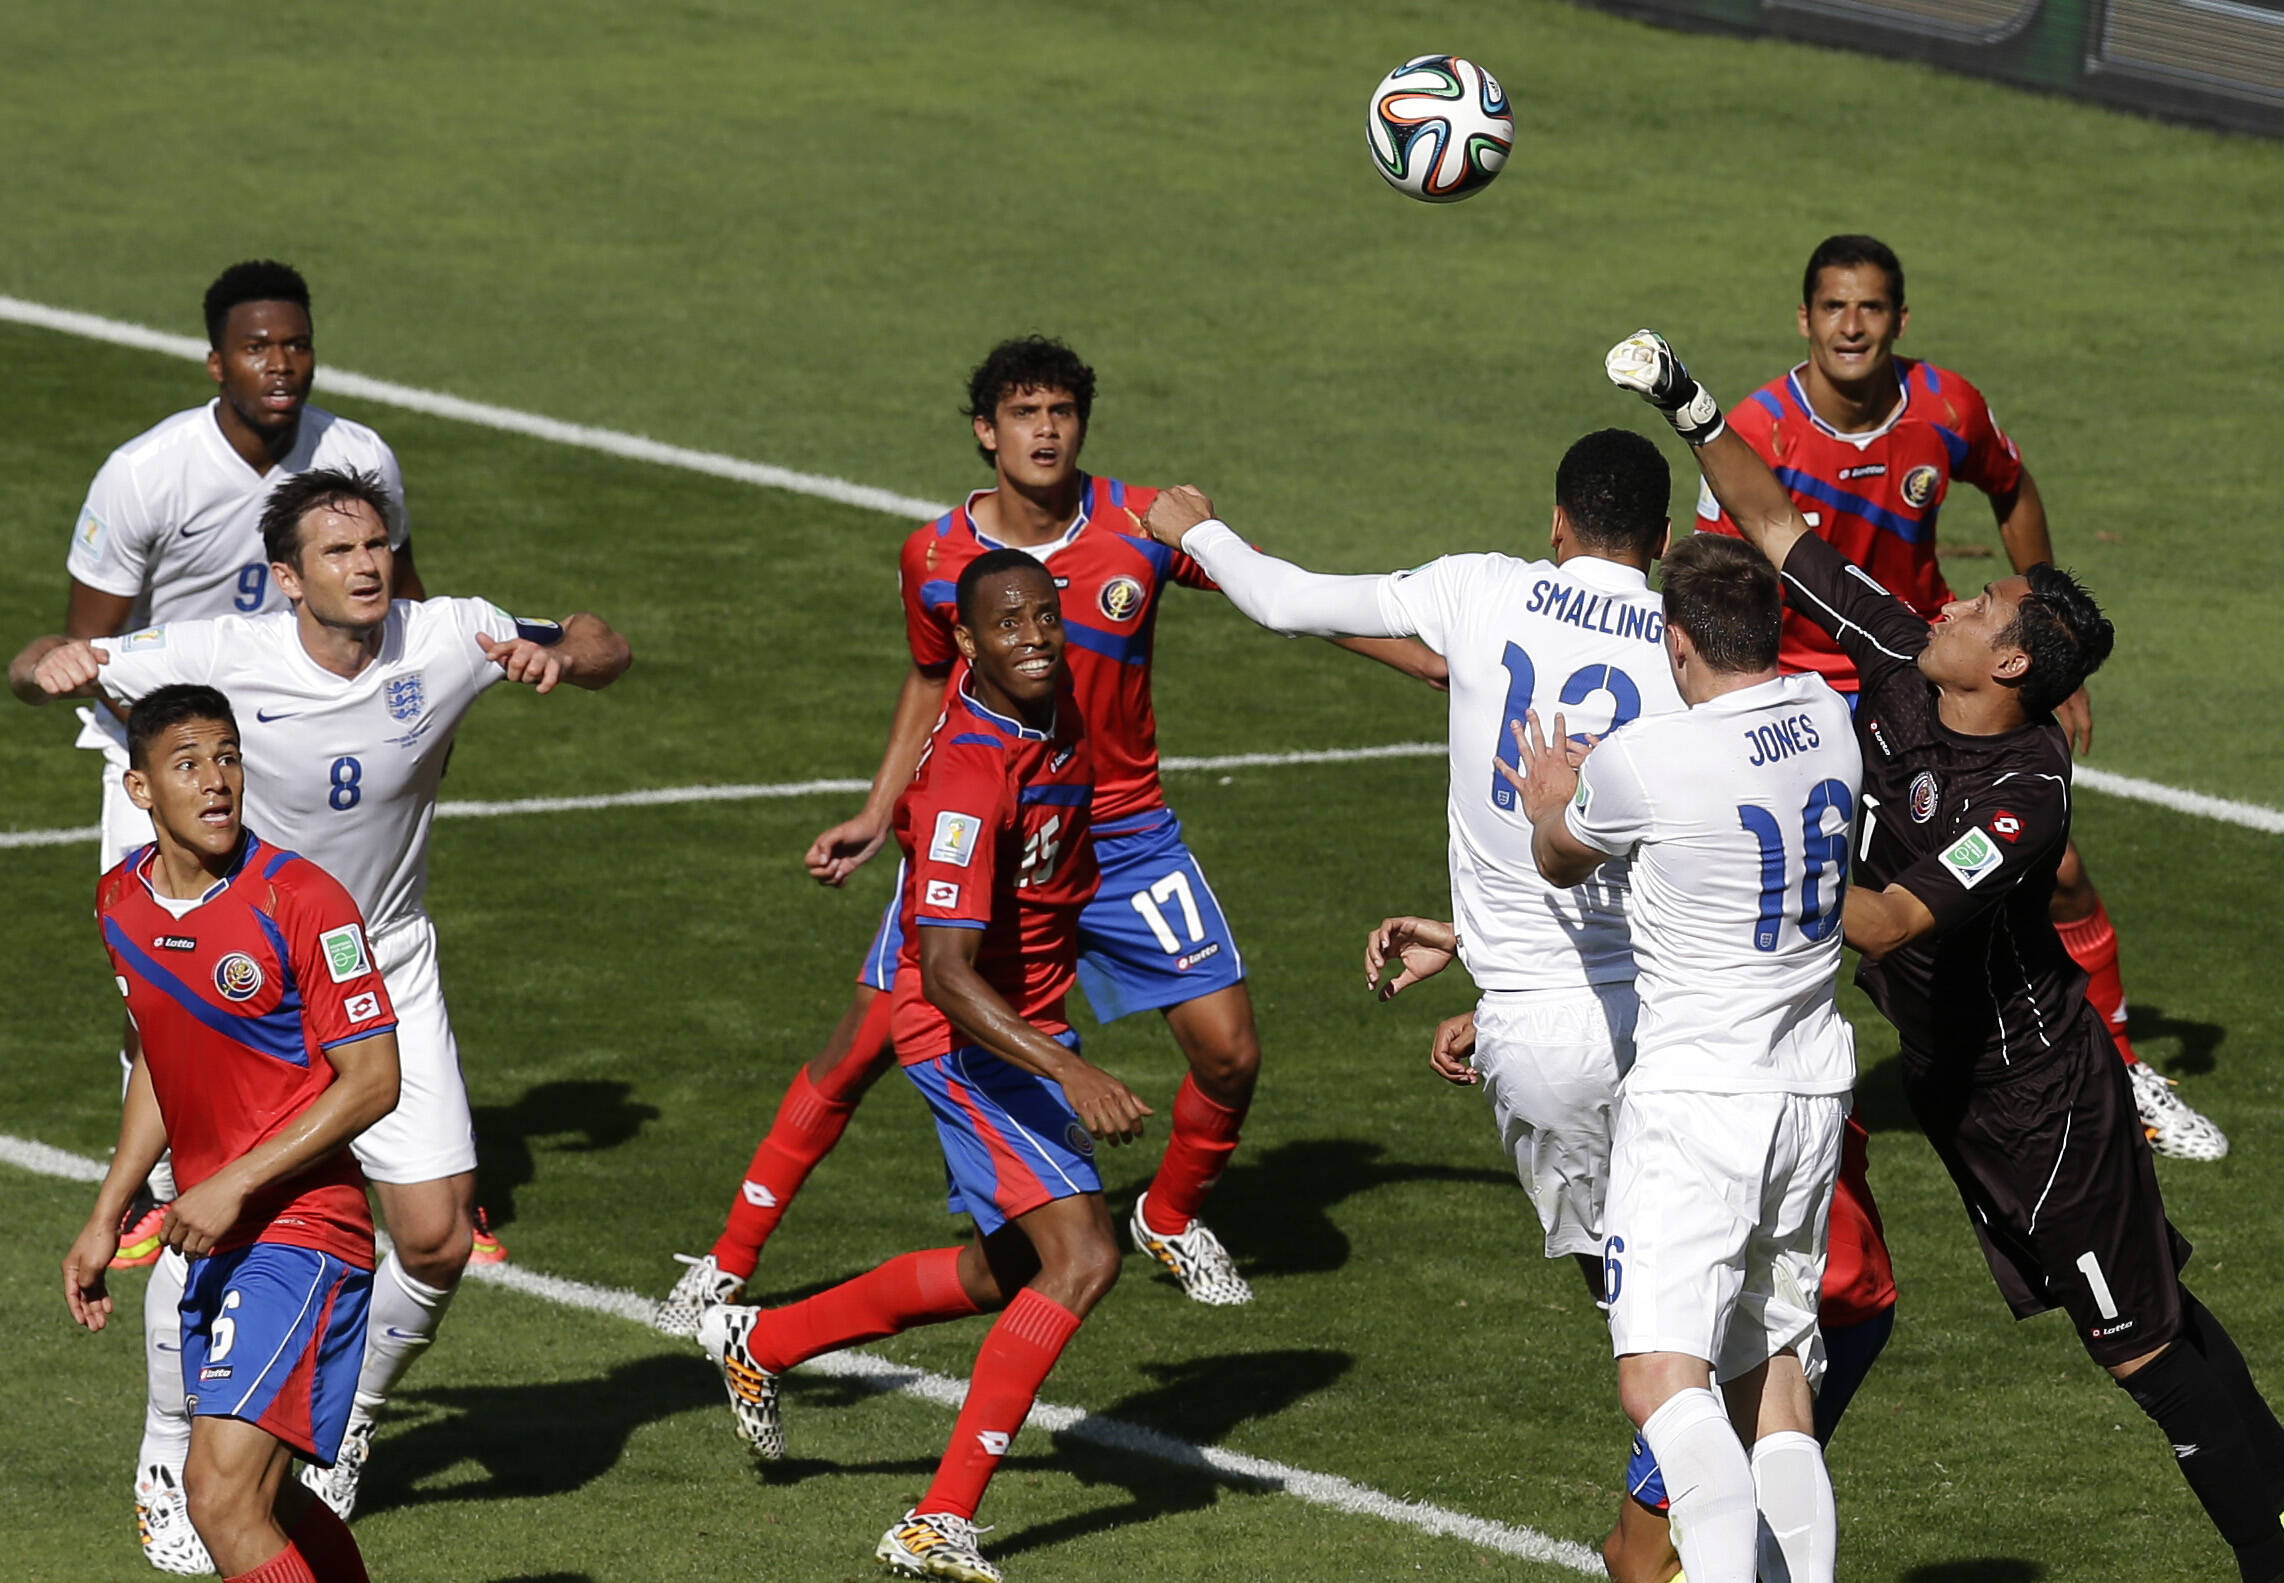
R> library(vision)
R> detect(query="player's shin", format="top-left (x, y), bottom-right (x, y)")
top-left (2118, 1339), bottom-right (2284, 1578)
top-left (352, 1252), bottom-right (456, 1414)
top-left (744, 1247), bottom-right (981, 1374)
top-left (2180, 1292), bottom-right (2284, 1503)
top-left (1750, 1430), bottom-right (1837, 1583)
top-left (1141, 1074), bottom-right (1246, 1234)
top-left (919, 1288), bottom-right (1083, 1520)
top-left (1640, 1387), bottom-right (1759, 1583)
top-left (710, 1067), bottom-right (860, 1280)
top-left (284, 1495), bottom-right (368, 1583)
top-left (141, 1247), bottom-right (194, 1474)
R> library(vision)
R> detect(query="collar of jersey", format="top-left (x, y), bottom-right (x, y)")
top-left (1693, 673), bottom-right (1811, 715)
top-left (1559, 556), bottom-right (1651, 592)
top-left (962, 475), bottom-right (1092, 561)
top-left (135, 831), bottom-right (260, 911)
top-left (1785, 361), bottom-right (1911, 447)
top-left (957, 676), bottom-right (1053, 741)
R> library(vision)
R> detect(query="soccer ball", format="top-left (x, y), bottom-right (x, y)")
top-left (1366, 55), bottom-right (1512, 203)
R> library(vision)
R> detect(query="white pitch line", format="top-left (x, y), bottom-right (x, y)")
top-left (0, 296), bottom-right (951, 522)
top-left (2, 291), bottom-right (2277, 837)
top-left (1, 1132), bottom-right (1598, 1573)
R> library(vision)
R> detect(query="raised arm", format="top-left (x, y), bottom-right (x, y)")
top-left (917, 925), bottom-right (1152, 1144)
top-left (1139, 486), bottom-right (1415, 639)
top-left (9, 634), bottom-right (108, 705)
top-left (1605, 330), bottom-right (1809, 568)
top-left (476, 611), bottom-right (633, 693)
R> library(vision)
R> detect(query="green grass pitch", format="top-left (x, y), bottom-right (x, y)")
top-left (2, 2), bottom-right (2281, 1578)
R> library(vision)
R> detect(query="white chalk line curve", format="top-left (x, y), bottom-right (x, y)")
top-left (0, 1132), bottom-right (1598, 1573)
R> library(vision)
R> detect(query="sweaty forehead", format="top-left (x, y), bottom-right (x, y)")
top-left (962, 565), bottom-right (1058, 620)
top-left (303, 499), bottom-right (387, 541)
top-left (223, 299), bottom-right (312, 340)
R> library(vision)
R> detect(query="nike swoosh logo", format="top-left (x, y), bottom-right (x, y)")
top-left (255, 708), bottom-right (298, 723)
top-left (177, 523), bottom-right (220, 539)
top-left (155, 1342), bottom-right (181, 1353)
top-left (383, 1326), bottom-right (425, 1341)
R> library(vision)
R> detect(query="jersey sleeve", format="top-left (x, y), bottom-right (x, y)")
top-left (449, 598), bottom-right (528, 693)
top-left (1775, 532), bottom-right (1929, 695)
top-left (273, 860), bottom-right (398, 1050)
top-left (1888, 773), bottom-right (2068, 936)
top-left (898, 530), bottom-right (960, 671)
top-left (1380, 554), bottom-right (1489, 653)
top-left (1563, 734), bottom-right (1657, 858)
top-left (1694, 392), bottom-right (1776, 541)
top-left (1116, 486), bottom-right (1215, 590)
top-left (905, 741), bottom-right (1014, 931)
top-left (91, 621), bottom-right (224, 705)
top-left (65, 449), bottom-right (161, 599)
top-left (1939, 372), bottom-right (2025, 500)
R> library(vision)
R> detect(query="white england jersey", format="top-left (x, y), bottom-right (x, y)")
top-left (92, 599), bottom-right (521, 934)
top-left (66, 400), bottom-right (408, 628)
top-left (1564, 672), bottom-right (1862, 1095)
top-left (1380, 554), bottom-right (1683, 992)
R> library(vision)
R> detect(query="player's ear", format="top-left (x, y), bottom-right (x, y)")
top-left (952, 621), bottom-right (978, 664)
top-left (270, 556), bottom-right (303, 602)
top-left (973, 414), bottom-right (997, 456)
top-left (1797, 301), bottom-right (1812, 341)
top-left (1548, 504), bottom-right (1569, 556)
top-left (1654, 519), bottom-right (1672, 562)
top-left (206, 347), bottom-right (224, 386)
top-left (122, 766), bottom-right (154, 812)
top-left (1895, 304), bottom-right (1909, 340)
top-left (1993, 644), bottom-right (2030, 683)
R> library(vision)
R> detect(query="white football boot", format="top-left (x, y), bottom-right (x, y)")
top-left (298, 1413), bottom-right (375, 1519)
top-left (696, 1303), bottom-right (783, 1459)
top-left (2129, 1060), bottom-right (2229, 1161)
top-left (654, 1253), bottom-right (744, 1338)
top-left (134, 1463), bottom-right (214, 1576)
top-left (1129, 1192), bottom-right (1253, 1306)
top-left (876, 1509), bottom-right (1002, 1581)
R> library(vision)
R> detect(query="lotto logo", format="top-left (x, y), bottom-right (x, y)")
top-left (345, 991), bottom-right (382, 1022)
top-left (742, 1181), bottom-right (779, 1208)
top-left (976, 1431), bottom-right (1011, 1457)
top-left (925, 879), bottom-right (961, 909)
top-left (1991, 811), bottom-right (2022, 842)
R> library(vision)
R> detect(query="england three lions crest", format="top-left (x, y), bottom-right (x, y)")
top-left (386, 673), bottom-right (426, 722)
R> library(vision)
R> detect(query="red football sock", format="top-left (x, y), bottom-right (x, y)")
top-left (2057, 899), bottom-right (2139, 1063)
top-left (285, 1500), bottom-right (368, 1583)
top-left (919, 1288), bottom-right (1083, 1520)
top-left (226, 1542), bottom-right (317, 1583)
top-left (747, 1247), bottom-right (980, 1375)
top-left (1143, 1075), bottom-right (1246, 1234)
top-left (710, 996), bottom-right (894, 1278)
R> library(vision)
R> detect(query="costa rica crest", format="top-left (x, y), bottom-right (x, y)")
top-left (1098, 575), bottom-right (1145, 622)
top-left (386, 672), bottom-right (426, 722)
top-left (1908, 770), bottom-right (1940, 823)
top-left (214, 952), bottom-right (264, 1001)
top-left (1900, 464), bottom-right (1941, 509)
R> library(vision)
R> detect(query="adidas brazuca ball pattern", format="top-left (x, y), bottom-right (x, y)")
top-left (1366, 55), bottom-right (1513, 203)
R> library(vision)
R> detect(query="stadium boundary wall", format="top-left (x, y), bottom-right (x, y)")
top-left (1583, 0), bottom-right (2284, 135)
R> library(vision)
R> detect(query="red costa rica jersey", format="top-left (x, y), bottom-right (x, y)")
top-left (899, 474), bottom-right (1214, 829)
top-left (1701, 358), bottom-right (2023, 691)
top-left (97, 833), bottom-right (396, 1269)
top-left (1821, 1114), bottom-right (1897, 1327)
top-left (889, 677), bottom-right (1099, 1065)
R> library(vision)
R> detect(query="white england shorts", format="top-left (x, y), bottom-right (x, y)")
top-left (1471, 983), bottom-right (1638, 1259)
top-left (351, 914), bottom-right (478, 1185)
top-left (1603, 1087), bottom-right (1846, 1384)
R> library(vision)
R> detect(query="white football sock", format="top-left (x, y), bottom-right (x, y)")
top-left (137, 1247), bottom-right (191, 1474)
top-left (353, 1252), bottom-right (457, 1412)
top-left (1641, 1386), bottom-right (1758, 1583)
top-left (1750, 1429), bottom-right (1836, 1583)
top-left (146, 1151), bottom-right (177, 1204)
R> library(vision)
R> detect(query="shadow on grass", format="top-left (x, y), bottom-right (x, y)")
top-left (473, 1079), bottom-right (660, 1228)
top-left (1123, 1137), bottom-right (1514, 1281)
top-left (1901, 1563), bottom-right (2045, 1581)
top-left (2128, 1002), bottom-right (2226, 1077)
top-left (356, 1351), bottom-right (720, 1513)
top-left (761, 1347), bottom-right (1352, 1557)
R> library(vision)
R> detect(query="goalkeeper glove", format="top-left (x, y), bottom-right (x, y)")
top-left (1606, 330), bottom-right (1725, 446)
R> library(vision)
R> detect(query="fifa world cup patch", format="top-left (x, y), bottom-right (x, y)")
top-left (924, 879), bottom-right (961, 909)
top-left (929, 811), bottom-right (980, 867)
top-left (320, 924), bottom-right (371, 983)
top-left (119, 627), bottom-right (168, 652)
top-left (71, 506), bottom-right (105, 557)
top-left (1938, 827), bottom-right (2005, 889)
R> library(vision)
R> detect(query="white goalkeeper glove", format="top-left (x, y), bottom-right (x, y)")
top-left (1606, 330), bottom-right (1725, 447)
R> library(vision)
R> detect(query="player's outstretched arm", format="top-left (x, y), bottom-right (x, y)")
top-left (806, 662), bottom-right (951, 886)
top-left (476, 612), bottom-right (632, 694)
top-left (1365, 915), bottom-right (1457, 1000)
top-left (1606, 330), bottom-right (1809, 568)
top-left (163, 1031), bottom-right (401, 1260)
top-left (917, 924), bottom-right (1152, 1144)
top-left (8, 634), bottom-right (109, 706)
top-left (1139, 485), bottom-right (1416, 640)
top-left (1841, 884), bottom-right (1938, 963)
top-left (65, 1053), bottom-right (169, 1332)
